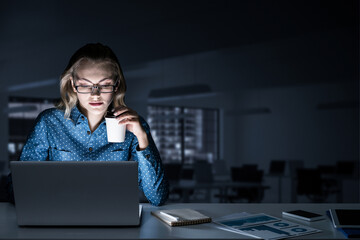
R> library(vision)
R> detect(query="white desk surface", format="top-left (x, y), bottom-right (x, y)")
top-left (0, 202), bottom-right (359, 239)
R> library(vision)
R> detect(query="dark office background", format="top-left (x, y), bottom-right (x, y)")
top-left (0, 0), bottom-right (359, 203)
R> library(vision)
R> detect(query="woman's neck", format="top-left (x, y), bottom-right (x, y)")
top-left (87, 113), bottom-right (104, 132)
top-left (77, 105), bottom-right (105, 132)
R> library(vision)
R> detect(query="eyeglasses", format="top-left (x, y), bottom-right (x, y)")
top-left (74, 81), bottom-right (118, 94)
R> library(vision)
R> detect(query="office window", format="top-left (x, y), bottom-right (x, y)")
top-left (8, 97), bottom-right (57, 161)
top-left (147, 105), bottom-right (219, 164)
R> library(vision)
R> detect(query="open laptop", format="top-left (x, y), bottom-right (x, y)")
top-left (10, 161), bottom-right (141, 226)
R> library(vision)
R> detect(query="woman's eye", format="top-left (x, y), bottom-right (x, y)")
top-left (99, 85), bottom-right (114, 91)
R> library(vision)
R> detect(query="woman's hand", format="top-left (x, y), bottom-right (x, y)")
top-left (113, 106), bottom-right (149, 150)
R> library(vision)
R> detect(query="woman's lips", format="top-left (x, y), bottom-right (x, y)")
top-left (89, 102), bottom-right (103, 106)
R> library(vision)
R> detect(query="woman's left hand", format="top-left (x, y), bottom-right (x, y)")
top-left (113, 106), bottom-right (149, 150)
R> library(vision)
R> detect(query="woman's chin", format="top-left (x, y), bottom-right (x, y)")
top-left (87, 106), bottom-right (107, 115)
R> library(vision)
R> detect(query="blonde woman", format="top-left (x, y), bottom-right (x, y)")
top-left (17, 43), bottom-right (168, 206)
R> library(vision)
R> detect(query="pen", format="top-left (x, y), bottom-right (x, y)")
top-left (160, 211), bottom-right (180, 221)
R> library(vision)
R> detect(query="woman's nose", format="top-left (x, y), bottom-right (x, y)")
top-left (91, 87), bottom-right (101, 96)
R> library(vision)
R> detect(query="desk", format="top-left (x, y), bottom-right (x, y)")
top-left (0, 202), bottom-right (358, 239)
top-left (170, 180), bottom-right (270, 202)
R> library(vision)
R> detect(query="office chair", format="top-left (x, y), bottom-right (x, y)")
top-left (163, 163), bottom-right (183, 202)
top-left (173, 166), bottom-right (195, 202)
top-left (192, 161), bottom-right (213, 202)
top-left (228, 166), bottom-right (265, 203)
top-left (297, 168), bottom-right (332, 203)
top-left (269, 160), bottom-right (286, 176)
top-left (317, 165), bottom-right (336, 175)
top-left (0, 175), bottom-right (9, 202)
top-left (163, 163), bottom-right (182, 182)
top-left (336, 161), bottom-right (357, 178)
top-left (242, 164), bottom-right (258, 171)
top-left (180, 168), bottom-right (194, 180)
top-left (268, 160), bottom-right (286, 202)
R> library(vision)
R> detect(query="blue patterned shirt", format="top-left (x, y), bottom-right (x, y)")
top-left (19, 106), bottom-right (169, 206)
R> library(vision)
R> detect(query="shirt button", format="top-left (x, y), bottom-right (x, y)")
top-left (145, 154), bottom-right (150, 159)
top-left (87, 131), bottom-right (91, 135)
top-left (89, 147), bottom-right (93, 152)
top-left (81, 116), bottom-right (85, 120)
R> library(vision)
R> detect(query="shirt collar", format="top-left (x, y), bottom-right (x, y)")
top-left (69, 105), bottom-right (87, 125)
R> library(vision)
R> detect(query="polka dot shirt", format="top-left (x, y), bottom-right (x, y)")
top-left (19, 106), bottom-right (169, 206)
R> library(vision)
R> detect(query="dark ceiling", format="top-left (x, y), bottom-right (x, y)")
top-left (1, 0), bottom-right (358, 66)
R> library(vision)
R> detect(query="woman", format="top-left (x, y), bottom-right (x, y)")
top-left (18, 43), bottom-right (168, 206)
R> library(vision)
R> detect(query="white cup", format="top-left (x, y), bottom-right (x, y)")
top-left (105, 117), bottom-right (126, 143)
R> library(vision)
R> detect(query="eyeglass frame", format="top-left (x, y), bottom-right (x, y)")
top-left (72, 77), bottom-right (119, 94)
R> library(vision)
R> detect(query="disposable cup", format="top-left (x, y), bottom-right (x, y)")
top-left (105, 117), bottom-right (126, 143)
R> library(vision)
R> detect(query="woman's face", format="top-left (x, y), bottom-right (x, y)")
top-left (71, 60), bottom-right (116, 117)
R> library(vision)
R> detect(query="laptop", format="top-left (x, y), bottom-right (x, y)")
top-left (10, 161), bottom-right (141, 226)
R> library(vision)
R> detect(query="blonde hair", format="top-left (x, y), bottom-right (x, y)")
top-left (56, 43), bottom-right (127, 118)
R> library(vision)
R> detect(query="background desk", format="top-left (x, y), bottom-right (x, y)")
top-left (0, 202), bottom-right (358, 239)
top-left (170, 180), bottom-right (270, 202)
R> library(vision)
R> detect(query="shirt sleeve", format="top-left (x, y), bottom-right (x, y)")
top-left (19, 111), bottom-right (50, 161)
top-left (130, 117), bottom-right (169, 206)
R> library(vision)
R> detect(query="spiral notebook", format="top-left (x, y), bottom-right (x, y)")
top-left (151, 208), bottom-right (212, 226)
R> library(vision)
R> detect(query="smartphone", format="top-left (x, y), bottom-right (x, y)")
top-left (329, 209), bottom-right (360, 228)
top-left (282, 210), bottom-right (324, 222)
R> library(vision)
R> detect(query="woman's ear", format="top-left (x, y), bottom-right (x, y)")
top-left (114, 80), bottom-right (119, 92)
top-left (70, 77), bottom-right (77, 93)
